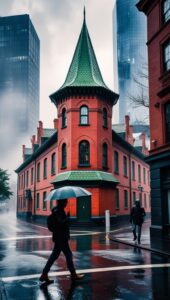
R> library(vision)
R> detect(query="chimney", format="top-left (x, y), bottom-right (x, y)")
top-left (125, 115), bottom-right (130, 135)
top-left (142, 132), bottom-right (146, 148)
top-left (53, 118), bottom-right (58, 129)
top-left (37, 121), bottom-right (43, 145)
top-left (31, 135), bottom-right (36, 149)
top-left (22, 145), bottom-right (25, 161)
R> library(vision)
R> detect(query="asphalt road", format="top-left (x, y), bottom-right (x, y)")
top-left (0, 212), bottom-right (170, 300)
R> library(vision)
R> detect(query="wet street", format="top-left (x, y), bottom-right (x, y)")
top-left (0, 213), bottom-right (170, 300)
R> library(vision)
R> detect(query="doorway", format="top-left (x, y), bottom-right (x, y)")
top-left (77, 196), bottom-right (91, 222)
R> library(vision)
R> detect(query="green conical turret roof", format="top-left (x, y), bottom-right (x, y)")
top-left (50, 10), bottom-right (119, 105)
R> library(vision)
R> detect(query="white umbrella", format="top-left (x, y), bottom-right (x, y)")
top-left (45, 186), bottom-right (91, 201)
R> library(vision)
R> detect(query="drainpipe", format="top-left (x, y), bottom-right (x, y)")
top-left (129, 152), bottom-right (132, 211)
top-left (33, 159), bottom-right (37, 218)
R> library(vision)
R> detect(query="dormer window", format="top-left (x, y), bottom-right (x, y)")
top-left (103, 108), bottom-right (108, 128)
top-left (62, 108), bottom-right (67, 128)
top-left (80, 106), bottom-right (89, 125)
top-left (163, 0), bottom-right (170, 23)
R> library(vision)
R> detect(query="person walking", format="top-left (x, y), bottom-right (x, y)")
top-left (130, 200), bottom-right (146, 244)
top-left (39, 199), bottom-right (84, 283)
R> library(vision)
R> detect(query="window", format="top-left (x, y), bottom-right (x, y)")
top-left (144, 193), bottom-right (147, 208)
top-left (43, 191), bottom-right (47, 210)
top-left (143, 167), bottom-right (146, 184)
top-left (79, 140), bottom-right (90, 165)
top-left (43, 158), bottom-right (47, 179)
top-left (51, 153), bottom-right (56, 175)
top-left (124, 190), bottom-right (128, 209)
top-left (148, 171), bottom-right (150, 185)
top-left (163, 0), bottom-right (170, 23)
top-left (115, 189), bottom-right (119, 210)
top-left (138, 164), bottom-right (141, 183)
top-left (62, 143), bottom-right (67, 168)
top-left (62, 108), bottom-right (67, 128)
top-left (102, 143), bottom-right (108, 169)
top-left (37, 162), bottom-right (40, 182)
top-left (132, 161), bottom-right (135, 180)
top-left (31, 167), bottom-right (34, 185)
top-left (26, 170), bottom-right (29, 187)
top-left (165, 102), bottom-right (170, 142)
top-left (80, 106), bottom-right (89, 125)
top-left (133, 192), bottom-right (136, 205)
top-left (163, 40), bottom-right (170, 72)
top-left (36, 193), bottom-right (40, 209)
top-left (103, 108), bottom-right (108, 128)
top-left (123, 156), bottom-right (128, 177)
top-left (114, 151), bottom-right (119, 173)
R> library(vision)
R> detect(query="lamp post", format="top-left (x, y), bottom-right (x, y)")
top-left (138, 185), bottom-right (144, 206)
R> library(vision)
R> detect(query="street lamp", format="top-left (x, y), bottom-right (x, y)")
top-left (138, 185), bottom-right (144, 206)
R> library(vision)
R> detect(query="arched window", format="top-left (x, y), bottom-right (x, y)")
top-left (79, 140), bottom-right (90, 165)
top-left (62, 108), bottom-right (67, 128)
top-left (43, 158), bottom-right (47, 179)
top-left (103, 108), bottom-right (108, 128)
top-left (102, 143), bottom-right (108, 169)
top-left (80, 106), bottom-right (89, 125)
top-left (51, 153), bottom-right (56, 175)
top-left (62, 143), bottom-right (67, 168)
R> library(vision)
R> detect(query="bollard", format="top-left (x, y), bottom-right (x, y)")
top-left (105, 210), bottom-right (110, 233)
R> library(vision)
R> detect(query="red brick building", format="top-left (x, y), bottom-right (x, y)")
top-left (137, 0), bottom-right (170, 238)
top-left (16, 14), bottom-right (150, 225)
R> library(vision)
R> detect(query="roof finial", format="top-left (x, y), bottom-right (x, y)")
top-left (83, 6), bottom-right (86, 21)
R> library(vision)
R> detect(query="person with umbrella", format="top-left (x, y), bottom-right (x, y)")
top-left (39, 186), bottom-right (90, 284)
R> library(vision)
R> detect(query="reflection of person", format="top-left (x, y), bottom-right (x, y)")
top-left (130, 200), bottom-right (146, 244)
top-left (39, 199), bottom-right (84, 283)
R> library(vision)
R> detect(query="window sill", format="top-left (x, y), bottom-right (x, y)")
top-left (61, 126), bottom-right (67, 129)
top-left (114, 171), bottom-right (119, 175)
top-left (79, 124), bottom-right (90, 126)
top-left (61, 166), bottom-right (67, 170)
top-left (51, 172), bottom-right (56, 176)
top-left (103, 126), bottom-right (108, 129)
top-left (102, 166), bottom-right (109, 171)
top-left (78, 164), bottom-right (91, 167)
top-left (124, 175), bottom-right (128, 178)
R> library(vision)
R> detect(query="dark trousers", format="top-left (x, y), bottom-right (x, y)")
top-left (43, 240), bottom-right (75, 275)
top-left (133, 224), bottom-right (142, 242)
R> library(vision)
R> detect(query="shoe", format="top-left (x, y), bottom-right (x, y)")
top-left (39, 274), bottom-right (54, 284)
top-left (71, 273), bottom-right (84, 281)
top-left (133, 236), bottom-right (137, 241)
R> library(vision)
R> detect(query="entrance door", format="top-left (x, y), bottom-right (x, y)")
top-left (168, 190), bottom-right (170, 224)
top-left (77, 196), bottom-right (91, 222)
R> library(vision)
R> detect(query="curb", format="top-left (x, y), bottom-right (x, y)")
top-left (109, 235), bottom-right (170, 258)
top-left (0, 280), bottom-right (8, 300)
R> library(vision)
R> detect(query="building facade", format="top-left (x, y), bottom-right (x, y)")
top-left (16, 14), bottom-right (150, 225)
top-left (114, 0), bottom-right (148, 124)
top-left (0, 15), bottom-right (40, 142)
top-left (137, 0), bottom-right (170, 241)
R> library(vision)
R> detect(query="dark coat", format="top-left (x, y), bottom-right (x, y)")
top-left (51, 206), bottom-right (70, 243)
top-left (130, 206), bottom-right (146, 225)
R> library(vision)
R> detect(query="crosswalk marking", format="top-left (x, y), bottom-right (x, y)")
top-left (2, 263), bottom-right (170, 282)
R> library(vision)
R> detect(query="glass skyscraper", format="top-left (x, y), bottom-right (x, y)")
top-left (113, 0), bottom-right (148, 124)
top-left (0, 15), bottom-right (40, 148)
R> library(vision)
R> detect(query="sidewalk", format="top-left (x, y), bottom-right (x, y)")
top-left (109, 220), bottom-right (170, 257)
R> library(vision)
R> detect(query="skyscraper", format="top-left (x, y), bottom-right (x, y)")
top-left (113, 0), bottom-right (148, 124)
top-left (0, 15), bottom-right (40, 150)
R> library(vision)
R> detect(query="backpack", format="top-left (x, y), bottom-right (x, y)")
top-left (47, 212), bottom-right (56, 232)
top-left (133, 207), bottom-right (145, 224)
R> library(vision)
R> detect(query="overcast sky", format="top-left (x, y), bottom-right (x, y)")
top-left (1, 0), bottom-right (117, 128)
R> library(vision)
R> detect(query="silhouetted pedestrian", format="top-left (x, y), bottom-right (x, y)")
top-left (39, 199), bottom-right (84, 283)
top-left (130, 200), bottom-right (146, 244)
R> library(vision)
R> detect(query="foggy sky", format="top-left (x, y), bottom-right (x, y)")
top-left (1, 0), bottom-right (116, 129)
